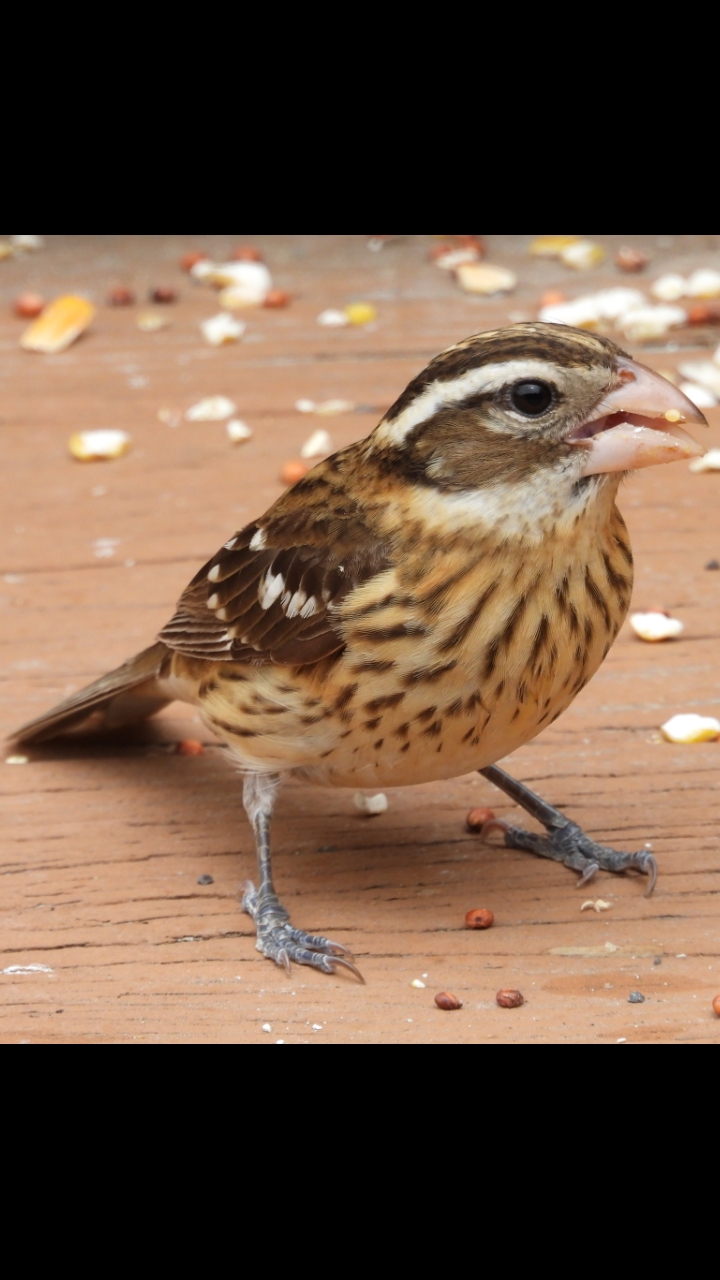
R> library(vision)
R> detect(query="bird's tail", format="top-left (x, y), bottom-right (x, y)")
top-left (9, 642), bottom-right (173, 747)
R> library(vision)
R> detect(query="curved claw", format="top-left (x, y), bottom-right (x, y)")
top-left (576, 861), bottom-right (600, 889)
top-left (637, 852), bottom-right (658, 898)
top-left (332, 955), bottom-right (366, 984)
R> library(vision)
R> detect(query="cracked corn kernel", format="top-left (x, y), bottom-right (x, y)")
top-left (69, 430), bottom-right (131, 461)
top-left (630, 612), bottom-right (684, 642)
top-left (456, 263), bottom-right (516, 294)
top-left (21, 295), bottom-right (95, 354)
top-left (560, 240), bottom-right (605, 269)
top-left (467, 807), bottom-right (496, 831)
top-left (529, 236), bottom-right (579, 257)
top-left (465, 909), bottom-right (494, 930)
top-left (344, 302), bottom-right (377, 326)
top-left (713, 995), bottom-right (720, 1016)
top-left (661, 714), bottom-right (720, 744)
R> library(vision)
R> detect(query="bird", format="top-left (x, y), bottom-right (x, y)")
top-left (10, 322), bottom-right (706, 980)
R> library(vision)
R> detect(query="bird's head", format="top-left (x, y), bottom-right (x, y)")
top-left (370, 322), bottom-right (706, 537)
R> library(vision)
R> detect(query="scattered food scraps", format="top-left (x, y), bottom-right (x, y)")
top-left (615, 305), bottom-right (687, 343)
top-left (630, 611), bottom-right (684, 641)
top-left (354, 792), bottom-right (389, 815)
top-left (713, 995), bottom-right (720, 1016)
top-left (227, 419), bottom-right (253, 444)
top-left (262, 1023), bottom-right (272, 1033)
top-left (457, 263), bottom-right (516, 295)
top-left (176, 740), bottom-right (204, 756)
top-left (0, 242), bottom-right (16, 260)
top-left (529, 236), bottom-right (579, 257)
top-left (616, 247), bottom-right (649, 273)
top-left (465, 909), bottom-right (494, 930)
top-left (186, 396), bottom-right (237, 422)
top-left (280, 460), bottom-right (310, 486)
top-left (653, 269), bottom-right (720, 301)
top-left (301, 429), bottom-right (332, 459)
top-left (434, 247), bottom-right (481, 271)
top-left (107, 286), bottom-right (135, 307)
top-left (264, 288), bottom-right (291, 308)
top-left (540, 287), bottom-right (645, 330)
top-left (295, 398), bottom-right (355, 416)
top-left (706, 560), bottom-right (720, 570)
top-left (560, 240), bottom-right (605, 269)
top-left (317, 309), bottom-right (349, 327)
top-left (21, 295), bottom-right (95, 354)
top-left (69, 430), bottom-right (131, 461)
top-left (137, 311), bottom-right (169, 332)
top-left (14, 293), bottom-right (46, 318)
top-left (689, 449), bottom-right (720, 473)
top-left (191, 259), bottom-right (272, 305)
top-left (411, 979), bottom-right (426, 989)
top-left (496, 989), bottom-right (524, 1009)
top-left (687, 302), bottom-right (720, 326)
top-left (11, 235), bottom-right (44, 251)
top-left (149, 285), bottom-right (177, 305)
top-left (661, 714), bottom-right (720, 744)
top-left (581, 899), bottom-right (613, 913)
top-left (201, 313), bottom-right (246, 346)
top-left (6, 756), bottom-right (29, 765)
top-left (539, 289), bottom-right (567, 308)
top-left (344, 302), bottom-right (377, 326)
top-left (467, 807), bottom-right (496, 831)
top-left (198, 875), bottom-right (214, 886)
top-left (628, 992), bottom-right (646, 1004)
top-left (3, 964), bottom-right (53, 975)
top-left (435, 992), bottom-right (463, 1011)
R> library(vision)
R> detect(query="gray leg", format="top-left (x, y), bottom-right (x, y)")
top-left (479, 765), bottom-right (657, 897)
top-left (241, 774), bottom-right (363, 979)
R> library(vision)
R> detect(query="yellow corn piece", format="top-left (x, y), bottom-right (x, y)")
top-left (69, 430), bottom-right (131, 461)
top-left (344, 302), bottom-right (377, 326)
top-left (0, 242), bottom-right (15, 261)
top-left (21, 295), bottom-right (95, 354)
top-left (560, 240), bottom-right (606, 270)
top-left (529, 236), bottom-right (579, 257)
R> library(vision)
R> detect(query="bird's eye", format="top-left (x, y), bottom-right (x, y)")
top-left (510, 381), bottom-right (554, 417)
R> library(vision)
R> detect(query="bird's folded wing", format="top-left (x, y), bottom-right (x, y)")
top-left (159, 482), bottom-right (390, 666)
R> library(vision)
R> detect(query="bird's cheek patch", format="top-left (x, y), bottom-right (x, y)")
top-left (576, 419), bottom-right (703, 475)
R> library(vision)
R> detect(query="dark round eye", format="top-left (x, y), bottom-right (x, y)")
top-left (510, 381), bottom-right (554, 416)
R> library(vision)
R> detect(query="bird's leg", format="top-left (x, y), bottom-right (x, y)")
top-left (479, 765), bottom-right (658, 897)
top-left (241, 774), bottom-right (363, 979)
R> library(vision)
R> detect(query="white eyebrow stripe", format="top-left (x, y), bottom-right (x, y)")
top-left (373, 359), bottom-right (561, 445)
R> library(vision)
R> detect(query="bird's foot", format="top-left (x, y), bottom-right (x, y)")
top-left (479, 766), bottom-right (657, 896)
top-left (241, 880), bottom-right (364, 980)
top-left (484, 817), bottom-right (657, 896)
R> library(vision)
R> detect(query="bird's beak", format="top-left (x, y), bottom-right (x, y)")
top-left (567, 357), bottom-right (708, 476)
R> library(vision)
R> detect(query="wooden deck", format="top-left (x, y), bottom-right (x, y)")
top-left (1, 234), bottom-right (719, 1043)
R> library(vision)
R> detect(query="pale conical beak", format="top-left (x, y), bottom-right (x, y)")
top-left (568, 357), bottom-right (708, 476)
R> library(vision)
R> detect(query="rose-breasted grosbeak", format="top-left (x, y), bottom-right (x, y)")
top-left (11, 323), bottom-right (706, 979)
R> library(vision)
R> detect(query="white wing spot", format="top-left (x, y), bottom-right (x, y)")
top-left (300, 596), bottom-right (318, 618)
top-left (260, 572), bottom-right (285, 610)
top-left (224, 537), bottom-right (238, 550)
top-left (250, 529), bottom-right (266, 551)
top-left (208, 565), bottom-right (221, 583)
top-left (286, 589), bottom-right (308, 619)
top-left (216, 607), bottom-right (229, 621)
top-left (208, 593), bottom-right (220, 609)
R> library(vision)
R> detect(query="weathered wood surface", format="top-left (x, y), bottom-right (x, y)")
top-left (1, 234), bottom-right (719, 1043)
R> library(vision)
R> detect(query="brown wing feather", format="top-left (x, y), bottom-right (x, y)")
top-left (159, 451), bottom-right (391, 666)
